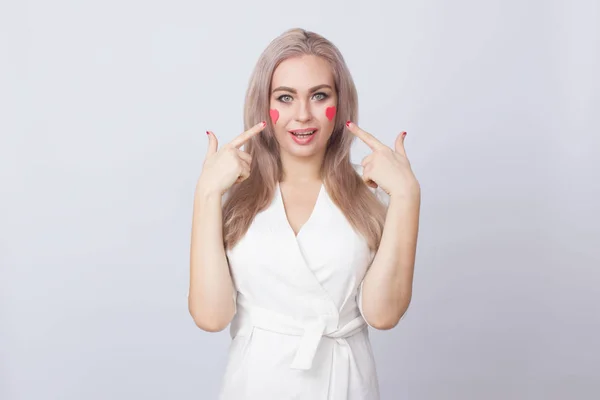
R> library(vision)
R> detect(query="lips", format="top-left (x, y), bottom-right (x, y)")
top-left (289, 128), bottom-right (317, 145)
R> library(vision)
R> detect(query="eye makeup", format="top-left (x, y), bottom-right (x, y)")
top-left (275, 92), bottom-right (330, 103)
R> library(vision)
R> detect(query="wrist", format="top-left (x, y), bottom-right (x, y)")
top-left (195, 179), bottom-right (221, 200)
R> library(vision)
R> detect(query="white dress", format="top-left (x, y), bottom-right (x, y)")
top-left (216, 164), bottom-right (390, 400)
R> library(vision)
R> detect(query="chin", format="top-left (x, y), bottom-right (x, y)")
top-left (280, 145), bottom-right (320, 158)
top-left (278, 136), bottom-right (328, 157)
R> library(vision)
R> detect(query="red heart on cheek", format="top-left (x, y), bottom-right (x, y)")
top-left (269, 109), bottom-right (279, 125)
top-left (325, 106), bottom-right (336, 121)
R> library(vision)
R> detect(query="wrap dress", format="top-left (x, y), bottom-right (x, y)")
top-left (208, 163), bottom-right (390, 399)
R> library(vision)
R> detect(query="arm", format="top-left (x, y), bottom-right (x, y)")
top-left (360, 189), bottom-right (421, 330)
top-left (188, 184), bottom-right (236, 332)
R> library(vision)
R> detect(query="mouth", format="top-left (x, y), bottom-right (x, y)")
top-left (289, 128), bottom-right (318, 138)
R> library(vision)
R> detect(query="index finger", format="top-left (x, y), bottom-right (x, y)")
top-left (229, 121), bottom-right (267, 149)
top-left (346, 121), bottom-right (385, 151)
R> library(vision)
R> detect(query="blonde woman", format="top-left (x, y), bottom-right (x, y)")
top-left (189, 28), bottom-right (421, 399)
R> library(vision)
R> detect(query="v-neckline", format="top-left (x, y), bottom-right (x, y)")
top-left (277, 181), bottom-right (324, 239)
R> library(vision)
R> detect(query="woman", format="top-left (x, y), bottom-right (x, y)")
top-left (189, 28), bottom-right (421, 400)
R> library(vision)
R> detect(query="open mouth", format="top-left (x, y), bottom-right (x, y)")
top-left (289, 129), bottom-right (318, 138)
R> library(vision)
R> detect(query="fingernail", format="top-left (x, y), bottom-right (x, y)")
top-left (403, 131), bottom-right (407, 136)
top-left (206, 131), bottom-right (210, 135)
top-left (346, 121), bottom-right (351, 127)
top-left (261, 121), bottom-right (266, 127)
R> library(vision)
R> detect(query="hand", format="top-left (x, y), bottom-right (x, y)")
top-left (197, 121), bottom-right (266, 196)
top-left (346, 121), bottom-right (420, 198)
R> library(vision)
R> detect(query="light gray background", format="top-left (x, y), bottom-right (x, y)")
top-left (1, 0), bottom-right (599, 399)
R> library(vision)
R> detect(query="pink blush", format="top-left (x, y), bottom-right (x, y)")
top-left (269, 109), bottom-right (279, 124)
top-left (325, 106), bottom-right (336, 121)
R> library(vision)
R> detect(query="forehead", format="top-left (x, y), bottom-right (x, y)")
top-left (271, 55), bottom-right (334, 90)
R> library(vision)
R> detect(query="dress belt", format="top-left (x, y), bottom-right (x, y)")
top-left (231, 293), bottom-right (367, 371)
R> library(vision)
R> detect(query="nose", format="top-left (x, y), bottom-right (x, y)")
top-left (294, 99), bottom-right (313, 123)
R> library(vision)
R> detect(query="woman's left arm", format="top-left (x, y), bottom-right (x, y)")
top-left (346, 121), bottom-right (421, 330)
top-left (364, 189), bottom-right (420, 329)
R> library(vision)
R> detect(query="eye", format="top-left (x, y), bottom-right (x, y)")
top-left (313, 92), bottom-right (329, 101)
top-left (277, 94), bottom-right (293, 103)
top-left (276, 92), bottom-right (330, 103)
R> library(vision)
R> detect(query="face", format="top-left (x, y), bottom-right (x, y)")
top-left (269, 55), bottom-right (338, 160)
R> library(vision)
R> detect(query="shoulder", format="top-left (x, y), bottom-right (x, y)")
top-left (351, 163), bottom-right (390, 208)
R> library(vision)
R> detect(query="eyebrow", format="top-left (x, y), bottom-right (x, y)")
top-left (271, 84), bottom-right (333, 94)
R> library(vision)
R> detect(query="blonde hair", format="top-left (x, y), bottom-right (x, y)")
top-left (223, 28), bottom-right (387, 251)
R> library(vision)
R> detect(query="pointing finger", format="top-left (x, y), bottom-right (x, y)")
top-left (346, 121), bottom-right (385, 151)
top-left (229, 121), bottom-right (267, 149)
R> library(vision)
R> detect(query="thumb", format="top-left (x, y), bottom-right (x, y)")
top-left (394, 131), bottom-right (406, 155)
top-left (206, 130), bottom-right (218, 155)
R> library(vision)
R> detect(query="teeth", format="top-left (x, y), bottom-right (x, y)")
top-left (292, 130), bottom-right (315, 136)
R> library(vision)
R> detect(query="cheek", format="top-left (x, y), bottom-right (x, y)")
top-left (269, 109), bottom-right (279, 125)
top-left (325, 106), bottom-right (336, 121)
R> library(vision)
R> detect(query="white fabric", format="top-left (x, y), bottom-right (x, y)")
top-left (214, 163), bottom-right (389, 399)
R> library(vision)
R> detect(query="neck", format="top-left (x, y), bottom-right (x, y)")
top-left (280, 151), bottom-right (324, 183)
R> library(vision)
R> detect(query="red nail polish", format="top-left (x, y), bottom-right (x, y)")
top-left (206, 131), bottom-right (210, 135)
top-left (261, 120), bottom-right (266, 126)
top-left (346, 121), bottom-right (351, 127)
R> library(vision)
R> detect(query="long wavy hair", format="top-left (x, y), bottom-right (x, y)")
top-left (222, 28), bottom-right (387, 252)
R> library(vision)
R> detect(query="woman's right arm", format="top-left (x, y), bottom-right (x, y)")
top-left (187, 121), bottom-right (266, 332)
top-left (188, 183), bottom-right (235, 332)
